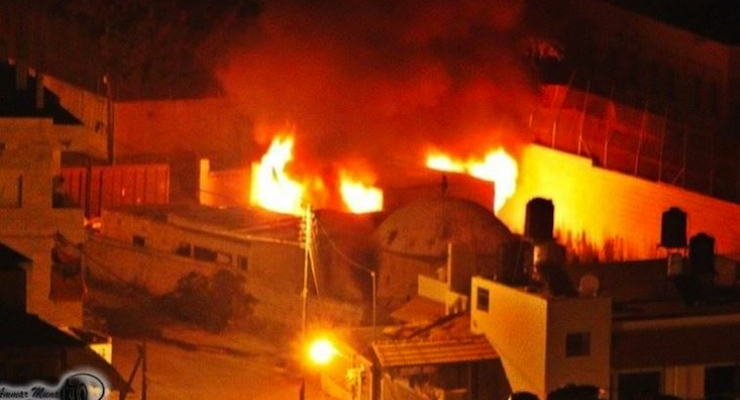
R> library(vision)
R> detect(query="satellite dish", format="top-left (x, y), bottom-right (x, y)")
top-left (578, 274), bottom-right (600, 297)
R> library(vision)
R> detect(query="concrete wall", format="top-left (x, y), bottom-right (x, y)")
top-left (93, 209), bottom-right (364, 329)
top-left (498, 145), bottom-right (740, 261)
top-left (85, 234), bottom-right (217, 295)
top-left (1, 119), bottom-right (84, 327)
top-left (377, 251), bottom-right (439, 304)
top-left (97, 209), bottom-right (300, 289)
top-left (114, 98), bottom-right (254, 163)
top-left (43, 75), bottom-right (107, 131)
top-left (471, 278), bottom-right (548, 397)
top-left (198, 159), bottom-right (251, 208)
top-left (472, 278), bottom-right (611, 398)
top-left (0, 117), bottom-right (105, 163)
top-left (545, 296), bottom-right (611, 393)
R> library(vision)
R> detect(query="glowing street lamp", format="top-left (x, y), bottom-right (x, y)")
top-left (308, 338), bottom-right (337, 366)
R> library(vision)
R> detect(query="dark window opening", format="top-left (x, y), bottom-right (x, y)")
top-left (132, 235), bottom-right (146, 247)
top-left (238, 256), bottom-right (249, 271)
top-left (52, 175), bottom-right (76, 208)
top-left (565, 332), bottom-right (590, 357)
top-left (175, 243), bottom-right (191, 257)
top-left (1, 175), bottom-right (22, 208)
top-left (193, 246), bottom-right (217, 262)
top-left (476, 288), bottom-right (489, 312)
top-left (617, 371), bottom-right (661, 400)
top-left (705, 365), bottom-right (740, 398)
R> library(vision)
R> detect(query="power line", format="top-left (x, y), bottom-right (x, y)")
top-left (314, 218), bottom-right (374, 275)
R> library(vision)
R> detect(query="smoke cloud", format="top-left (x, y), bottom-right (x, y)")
top-left (217, 0), bottom-right (536, 170)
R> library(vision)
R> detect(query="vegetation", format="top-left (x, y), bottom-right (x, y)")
top-left (160, 270), bottom-right (255, 332)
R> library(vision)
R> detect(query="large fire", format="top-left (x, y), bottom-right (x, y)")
top-left (251, 131), bottom-right (516, 215)
top-left (339, 170), bottom-right (384, 214)
top-left (250, 133), bottom-right (383, 215)
top-left (426, 148), bottom-right (518, 213)
top-left (249, 134), bottom-right (307, 215)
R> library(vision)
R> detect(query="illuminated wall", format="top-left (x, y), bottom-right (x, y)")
top-left (498, 145), bottom-right (740, 261)
top-left (198, 159), bottom-right (250, 208)
top-left (0, 118), bottom-right (84, 327)
top-left (114, 98), bottom-right (253, 162)
top-left (471, 278), bottom-right (612, 398)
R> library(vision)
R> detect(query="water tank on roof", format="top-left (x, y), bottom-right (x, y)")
top-left (525, 198), bottom-right (554, 242)
top-left (661, 207), bottom-right (687, 248)
top-left (689, 233), bottom-right (715, 275)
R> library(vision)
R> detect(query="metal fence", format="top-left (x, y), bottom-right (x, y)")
top-left (530, 85), bottom-right (740, 204)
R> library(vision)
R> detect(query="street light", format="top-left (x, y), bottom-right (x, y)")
top-left (305, 337), bottom-right (367, 400)
top-left (299, 208), bottom-right (376, 399)
top-left (308, 338), bottom-right (337, 366)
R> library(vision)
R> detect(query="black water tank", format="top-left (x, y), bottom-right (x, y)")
top-left (525, 198), bottom-right (554, 242)
top-left (689, 233), bottom-right (715, 274)
top-left (661, 207), bottom-right (687, 248)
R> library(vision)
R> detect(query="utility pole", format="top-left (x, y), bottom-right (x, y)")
top-left (299, 205), bottom-right (313, 400)
top-left (301, 205), bottom-right (313, 344)
top-left (141, 340), bottom-right (147, 400)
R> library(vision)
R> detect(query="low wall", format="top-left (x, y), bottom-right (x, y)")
top-left (84, 234), bottom-right (364, 330)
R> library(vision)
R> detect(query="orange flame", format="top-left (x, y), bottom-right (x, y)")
top-left (250, 132), bottom-right (384, 215)
top-left (249, 134), bottom-right (306, 215)
top-left (339, 171), bottom-right (383, 213)
top-left (426, 148), bottom-right (518, 213)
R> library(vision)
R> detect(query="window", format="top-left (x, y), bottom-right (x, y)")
top-left (705, 365), bottom-right (740, 398)
top-left (617, 371), bottom-right (661, 400)
top-left (565, 332), bottom-right (590, 357)
top-left (193, 246), bottom-right (217, 262)
top-left (132, 235), bottom-right (146, 247)
top-left (175, 243), bottom-right (191, 257)
top-left (476, 288), bottom-right (489, 312)
top-left (0, 174), bottom-right (22, 208)
top-left (237, 256), bottom-right (249, 272)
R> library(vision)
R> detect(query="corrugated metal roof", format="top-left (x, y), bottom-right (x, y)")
top-left (373, 336), bottom-right (498, 368)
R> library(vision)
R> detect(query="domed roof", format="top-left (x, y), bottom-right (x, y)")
top-left (376, 197), bottom-right (512, 258)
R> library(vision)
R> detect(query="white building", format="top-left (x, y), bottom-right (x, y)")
top-left (470, 259), bottom-right (740, 400)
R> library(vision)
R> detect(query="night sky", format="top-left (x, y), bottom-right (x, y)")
top-left (606, 0), bottom-right (740, 44)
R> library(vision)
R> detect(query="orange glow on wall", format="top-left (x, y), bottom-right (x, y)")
top-left (426, 148), bottom-right (518, 213)
top-left (497, 144), bottom-right (740, 261)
